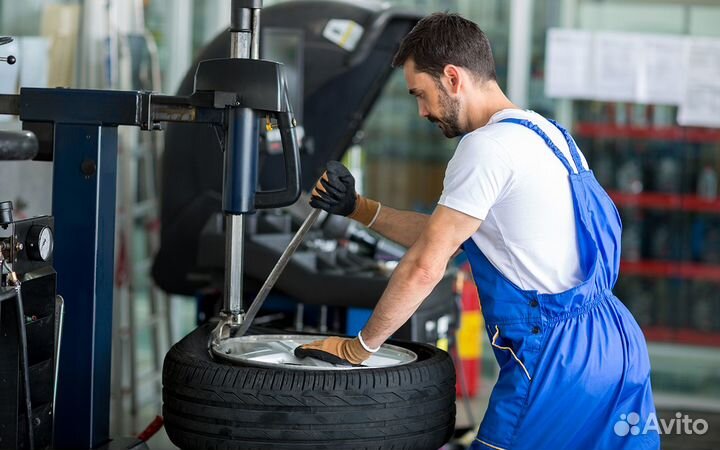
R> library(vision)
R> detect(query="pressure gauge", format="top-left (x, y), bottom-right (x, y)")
top-left (27, 225), bottom-right (53, 261)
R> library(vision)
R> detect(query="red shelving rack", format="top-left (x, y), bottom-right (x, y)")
top-left (576, 122), bottom-right (720, 144)
top-left (620, 260), bottom-right (720, 283)
top-left (642, 326), bottom-right (720, 348)
top-left (575, 118), bottom-right (720, 348)
top-left (608, 191), bottom-right (720, 214)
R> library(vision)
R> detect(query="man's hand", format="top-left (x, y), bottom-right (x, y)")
top-left (310, 161), bottom-right (380, 226)
top-left (294, 336), bottom-right (371, 366)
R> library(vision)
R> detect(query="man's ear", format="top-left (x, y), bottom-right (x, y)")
top-left (443, 65), bottom-right (462, 94)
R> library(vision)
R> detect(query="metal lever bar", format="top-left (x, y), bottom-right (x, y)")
top-left (234, 208), bottom-right (321, 337)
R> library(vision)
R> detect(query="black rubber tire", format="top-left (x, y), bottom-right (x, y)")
top-left (162, 324), bottom-right (456, 450)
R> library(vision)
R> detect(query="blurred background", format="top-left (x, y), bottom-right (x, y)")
top-left (0, 0), bottom-right (718, 448)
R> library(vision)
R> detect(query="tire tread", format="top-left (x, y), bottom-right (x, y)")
top-left (162, 325), bottom-right (455, 450)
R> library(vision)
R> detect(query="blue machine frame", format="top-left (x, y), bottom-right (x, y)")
top-left (52, 124), bottom-right (118, 448)
top-left (11, 86), bottom-right (225, 448)
top-left (1, 8), bottom-right (300, 441)
top-left (20, 89), bottom-right (137, 448)
top-left (3, 54), bottom-right (299, 445)
top-left (14, 87), bottom-right (226, 448)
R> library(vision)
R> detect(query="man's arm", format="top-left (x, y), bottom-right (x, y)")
top-left (369, 205), bottom-right (429, 248)
top-left (309, 161), bottom-right (432, 248)
top-left (297, 205), bottom-right (481, 364)
top-left (295, 205), bottom-right (482, 365)
top-left (361, 205), bottom-right (481, 347)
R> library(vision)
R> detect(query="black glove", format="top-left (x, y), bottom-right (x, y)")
top-left (310, 161), bottom-right (357, 216)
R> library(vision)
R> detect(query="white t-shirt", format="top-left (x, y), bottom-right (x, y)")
top-left (438, 109), bottom-right (589, 294)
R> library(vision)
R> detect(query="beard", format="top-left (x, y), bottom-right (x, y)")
top-left (427, 84), bottom-right (463, 138)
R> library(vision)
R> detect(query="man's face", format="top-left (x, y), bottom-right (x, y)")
top-left (403, 58), bottom-right (463, 138)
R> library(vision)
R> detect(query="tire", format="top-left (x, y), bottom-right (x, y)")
top-left (162, 324), bottom-right (456, 450)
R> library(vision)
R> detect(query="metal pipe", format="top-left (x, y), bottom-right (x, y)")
top-left (508, 0), bottom-right (534, 108)
top-left (223, 2), bottom-right (253, 321)
top-left (221, 0), bottom-right (262, 328)
top-left (250, 8), bottom-right (261, 60)
top-left (224, 215), bottom-right (246, 317)
top-left (230, 31), bottom-right (251, 59)
top-left (230, 1), bottom-right (253, 32)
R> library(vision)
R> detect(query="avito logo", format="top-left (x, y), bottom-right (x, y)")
top-left (614, 412), bottom-right (708, 437)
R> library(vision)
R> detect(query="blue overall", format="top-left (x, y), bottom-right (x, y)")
top-left (467, 118), bottom-right (660, 450)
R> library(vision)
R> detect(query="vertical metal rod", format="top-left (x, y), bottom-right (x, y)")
top-left (223, 3), bottom-right (257, 319)
top-left (251, 8), bottom-right (261, 59)
top-left (508, 0), bottom-right (534, 108)
top-left (224, 215), bottom-right (245, 316)
top-left (230, 32), bottom-right (251, 60)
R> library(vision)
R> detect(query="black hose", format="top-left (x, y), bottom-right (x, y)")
top-left (0, 130), bottom-right (39, 161)
top-left (15, 285), bottom-right (35, 450)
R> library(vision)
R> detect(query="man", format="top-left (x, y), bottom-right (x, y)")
top-left (297, 12), bottom-right (660, 450)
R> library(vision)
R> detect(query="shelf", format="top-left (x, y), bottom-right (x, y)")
top-left (620, 260), bottom-right (720, 283)
top-left (608, 191), bottom-right (720, 213)
top-left (642, 326), bottom-right (720, 347)
top-left (575, 122), bottom-right (720, 143)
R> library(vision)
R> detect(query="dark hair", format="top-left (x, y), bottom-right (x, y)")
top-left (392, 12), bottom-right (496, 83)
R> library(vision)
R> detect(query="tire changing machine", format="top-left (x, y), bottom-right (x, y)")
top-left (0, 1), bottom-right (303, 447)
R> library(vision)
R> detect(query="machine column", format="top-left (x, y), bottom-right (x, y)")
top-left (52, 123), bottom-right (118, 449)
top-left (223, 0), bottom-right (263, 321)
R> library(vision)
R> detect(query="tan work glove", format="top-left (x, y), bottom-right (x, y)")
top-left (310, 161), bottom-right (381, 227)
top-left (294, 336), bottom-right (372, 366)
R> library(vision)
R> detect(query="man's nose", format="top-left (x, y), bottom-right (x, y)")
top-left (418, 104), bottom-right (429, 118)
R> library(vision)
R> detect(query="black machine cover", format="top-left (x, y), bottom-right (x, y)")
top-left (153, 0), bottom-right (420, 295)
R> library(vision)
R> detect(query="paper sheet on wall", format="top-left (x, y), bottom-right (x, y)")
top-left (678, 38), bottom-right (720, 128)
top-left (545, 28), bottom-right (593, 99)
top-left (18, 37), bottom-right (49, 88)
top-left (592, 32), bottom-right (641, 102)
top-left (636, 35), bottom-right (688, 105)
top-left (41, 4), bottom-right (80, 88)
top-left (546, 29), bottom-right (699, 107)
top-left (0, 38), bottom-right (19, 122)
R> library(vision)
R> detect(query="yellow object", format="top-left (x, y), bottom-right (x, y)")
top-left (436, 337), bottom-right (449, 352)
top-left (457, 310), bottom-right (483, 359)
top-left (265, 115), bottom-right (273, 131)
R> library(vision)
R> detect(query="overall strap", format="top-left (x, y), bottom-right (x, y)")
top-left (498, 118), bottom-right (583, 175)
top-left (548, 118), bottom-right (586, 174)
